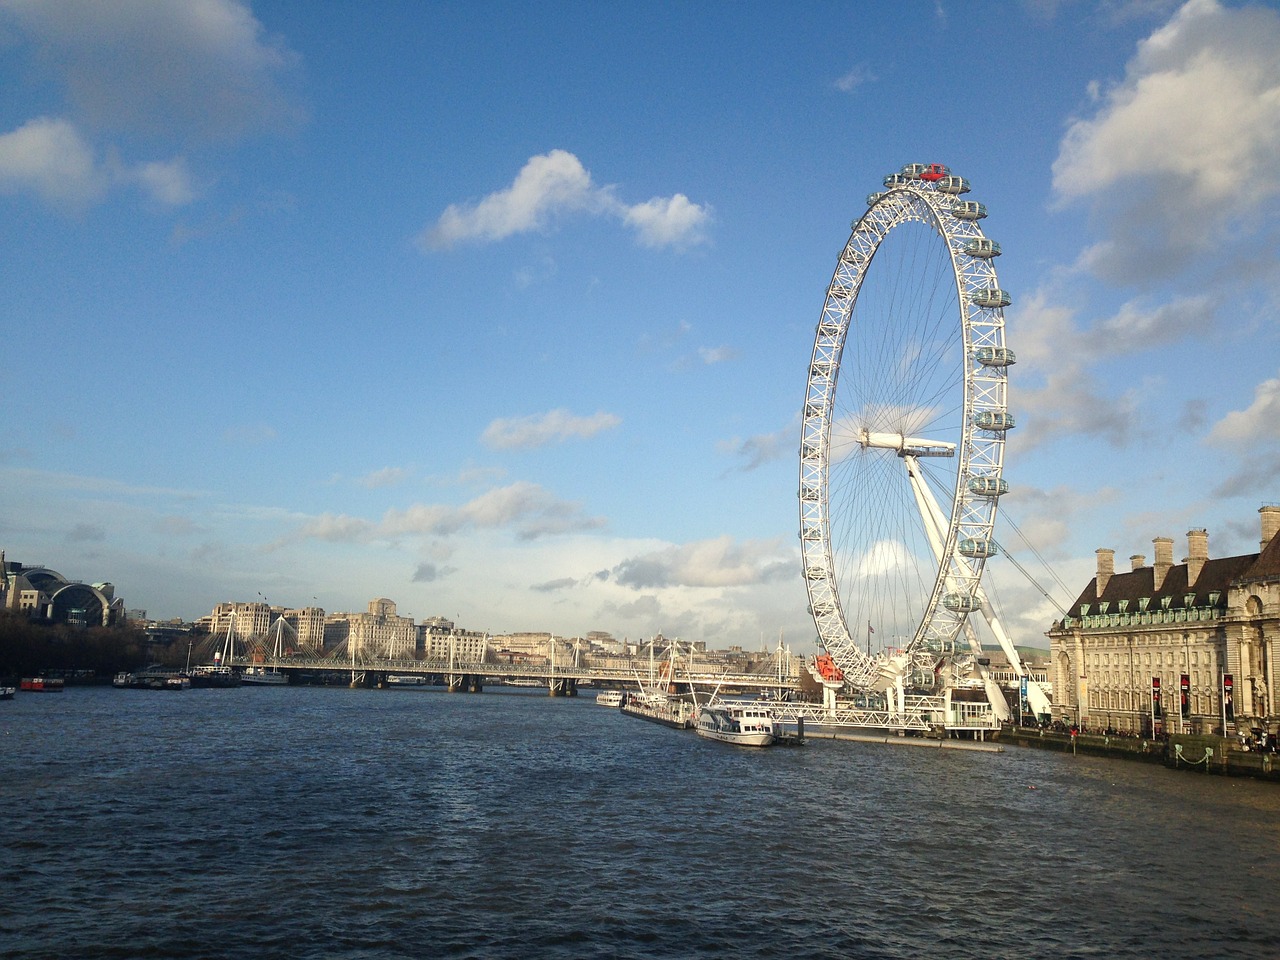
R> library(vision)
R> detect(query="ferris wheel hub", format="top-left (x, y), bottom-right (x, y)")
top-left (857, 430), bottom-right (956, 457)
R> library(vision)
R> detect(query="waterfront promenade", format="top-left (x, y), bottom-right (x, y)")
top-left (1006, 726), bottom-right (1280, 781)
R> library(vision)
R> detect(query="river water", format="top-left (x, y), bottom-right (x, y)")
top-left (1, 685), bottom-right (1277, 959)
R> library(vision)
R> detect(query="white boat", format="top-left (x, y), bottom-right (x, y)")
top-left (695, 701), bottom-right (779, 747)
top-left (240, 665), bottom-right (288, 686)
top-left (0, 686), bottom-right (15, 700)
top-left (192, 611), bottom-right (242, 687)
top-left (595, 689), bottom-right (624, 707)
top-left (241, 617), bottom-right (289, 686)
top-left (386, 674), bottom-right (428, 686)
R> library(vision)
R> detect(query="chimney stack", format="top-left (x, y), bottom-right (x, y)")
top-left (1130, 554), bottom-right (1146, 572)
top-left (1153, 537), bottom-right (1174, 591)
top-left (1185, 528), bottom-right (1208, 586)
top-left (1095, 548), bottom-right (1115, 598)
top-left (1261, 505), bottom-right (1280, 551)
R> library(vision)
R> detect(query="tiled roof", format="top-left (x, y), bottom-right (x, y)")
top-left (1069, 552), bottom-right (1260, 617)
top-left (1239, 530), bottom-right (1280, 581)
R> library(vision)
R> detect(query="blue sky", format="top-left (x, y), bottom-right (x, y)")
top-left (2, 0), bottom-right (1279, 651)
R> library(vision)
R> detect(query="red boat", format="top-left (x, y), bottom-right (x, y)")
top-left (19, 677), bottom-right (65, 693)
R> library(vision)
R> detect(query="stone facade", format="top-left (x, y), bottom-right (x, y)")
top-left (1047, 506), bottom-right (1280, 736)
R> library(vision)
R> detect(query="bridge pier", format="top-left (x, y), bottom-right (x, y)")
top-left (548, 678), bottom-right (577, 697)
top-left (447, 673), bottom-right (483, 693)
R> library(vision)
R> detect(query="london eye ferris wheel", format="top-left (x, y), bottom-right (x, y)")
top-left (799, 163), bottom-right (1015, 695)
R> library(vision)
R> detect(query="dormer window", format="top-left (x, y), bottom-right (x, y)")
top-left (1184, 593), bottom-right (1196, 607)
top-left (1138, 597), bottom-right (1150, 611)
top-left (1118, 600), bottom-right (1129, 613)
top-left (1161, 596), bottom-right (1173, 610)
top-left (1099, 601), bottom-right (1110, 614)
top-left (1208, 591), bottom-right (1221, 606)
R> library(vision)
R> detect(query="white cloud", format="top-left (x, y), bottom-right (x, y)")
top-left (622, 193), bottom-right (711, 248)
top-left (611, 535), bottom-right (793, 589)
top-left (272, 480), bottom-right (605, 549)
top-left (131, 158), bottom-right (197, 206)
top-left (1007, 288), bottom-right (1210, 449)
top-left (834, 64), bottom-right (876, 93)
top-left (481, 408), bottom-right (621, 450)
top-left (421, 149), bottom-right (711, 251)
top-left (0, 116), bottom-right (199, 210)
top-left (1, 0), bottom-right (303, 142)
top-left (718, 424), bottom-right (792, 472)
top-left (1207, 373), bottom-right (1280, 446)
top-left (697, 345), bottom-right (738, 365)
top-left (0, 117), bottom-right (105, 208)
top-left (1052, 0), bottom-right (1280, 283)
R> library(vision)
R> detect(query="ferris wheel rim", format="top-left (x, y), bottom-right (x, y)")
top-left (799, 166), bottom-right (1011, 690)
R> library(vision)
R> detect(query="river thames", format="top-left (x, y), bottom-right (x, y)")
top-left (2, 685), bottom-right (1277, 959)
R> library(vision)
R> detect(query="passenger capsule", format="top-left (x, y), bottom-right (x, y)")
top-left (901, 163), bottom-right (928, 178)
top-left (970, 287), bottom-right (1011, 308)
top-left (866, 191), bottom-right (886, 206)
top-left (952, 201), bottom-right (987, 221)
top-left (959, 538), bottom-right (998, 559)
top-left (919, 163), bottom-right (950, 182)
top-left (943, 592), bottom-right (980, 614)
top-left (883, 173), bottom-right (911, 188)
top-left (964, 238), bottom-right (1001, 259)
top-left (936, 176), bottom-right (970, 195)
top-left (818, 320), bottom-right (841, 338)
top-left (967, 476), bottom-right (1010, 498)
top-left (972, 346), bottom-right (1016, 367)
top-left (811, 360), bottom-right (835, 377)
top-left (973, 411), bottom-right (1016, 432)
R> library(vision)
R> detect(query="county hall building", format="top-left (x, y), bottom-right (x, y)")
top-left (1047, 505), bottom-right (1280, 737)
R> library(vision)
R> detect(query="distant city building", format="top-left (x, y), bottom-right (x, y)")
top-left (210, 601), bottom-right (273, 642)
top-left (282, 607), bottom-right (326, 652)
top-left (1047, 505), bottom-right (1280, 736)
top-left (421, 621), bottom-right (489, 662)
top-left (1, 551), bottom-right (126, 627)
top-left (325, 598), bottom-right (417, 659)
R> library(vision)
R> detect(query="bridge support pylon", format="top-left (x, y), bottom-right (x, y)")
top-left (548, 678), bottom-right (577, 697)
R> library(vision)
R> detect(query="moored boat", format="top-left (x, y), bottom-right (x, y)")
top-left (0, 686), bottom-right (14, 700)
top-left (112, 671), bottom-right (132, 688)
top-left (620, 691), bottom-right (696, 729)
top-left (594, 689), bottom-right (624, 708)
top-left (240, 665), bottom-right (288, 686)
top-left (19, 677), bottom-right (65, 693)
top-left (190, 664), bottom-right (241, 688)
top-left (129, 666), bottom-right (191, 690)
top-left (191, 610), bottom-right (243, 687)
top-left (387, 674), bottom-right (428, 686)
top-left (695, 701), bottom-right (779, 747)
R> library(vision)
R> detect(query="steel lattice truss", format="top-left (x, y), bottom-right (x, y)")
top-left (799, 165), bottom-right (1011, 691)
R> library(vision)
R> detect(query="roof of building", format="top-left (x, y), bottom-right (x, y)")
top-left (1239, 529), bottom-right (1280, 582)
top-left (1069, 552), bottom-right (1260, 617)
